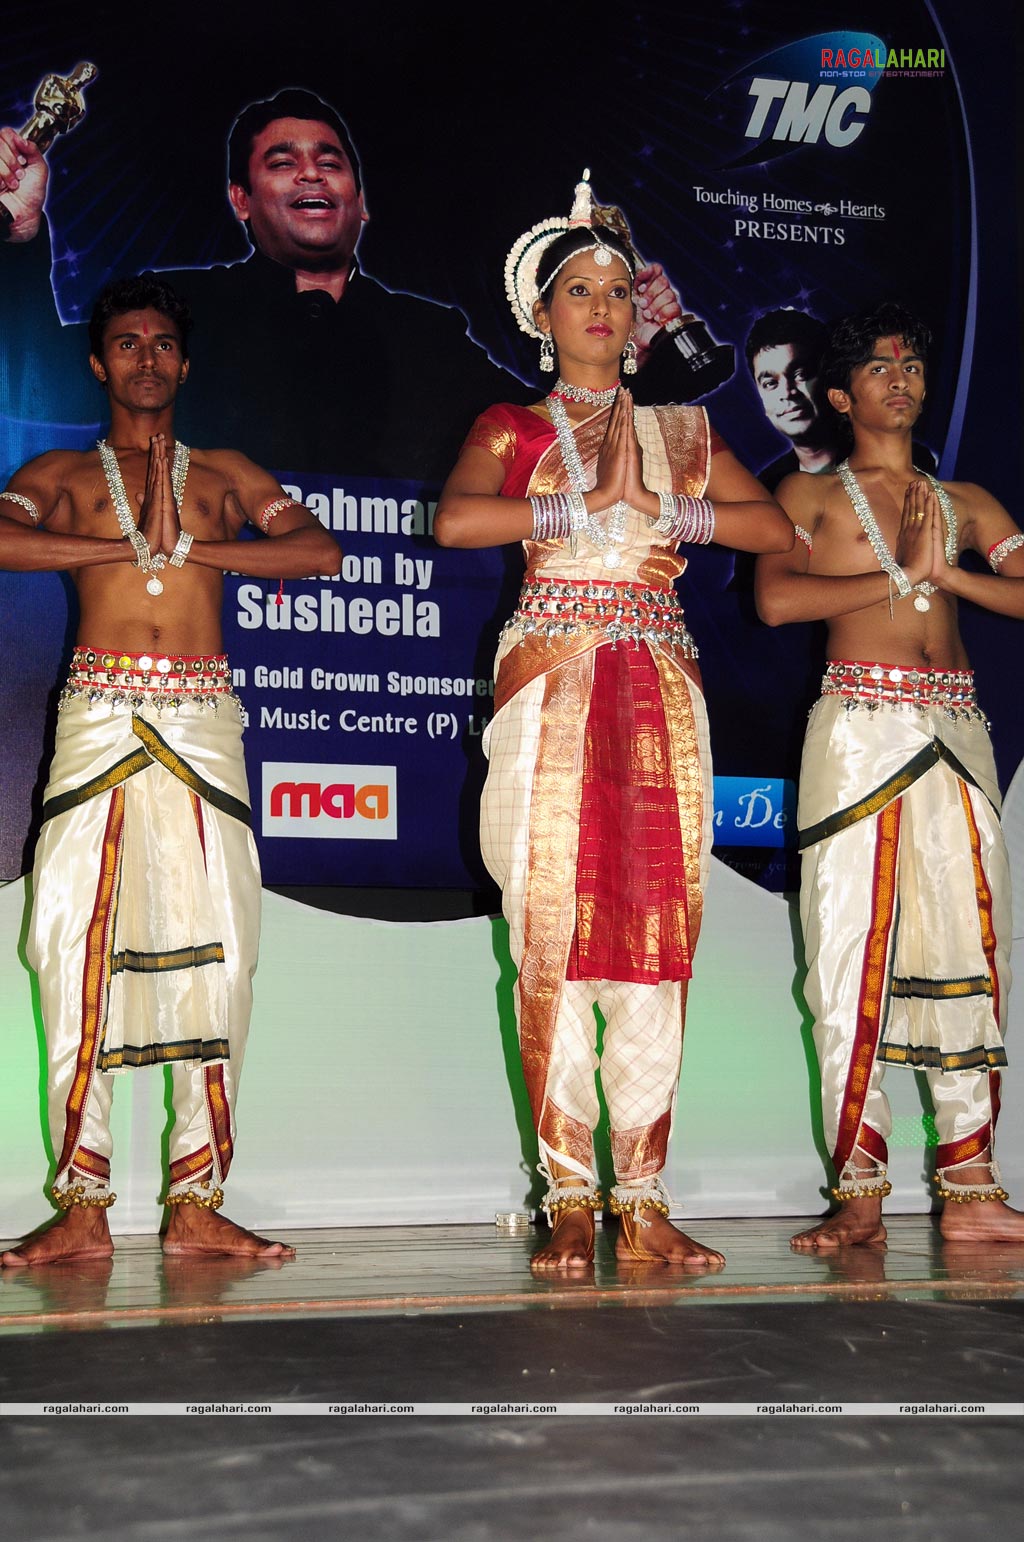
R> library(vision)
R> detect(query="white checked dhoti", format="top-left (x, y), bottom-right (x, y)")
top-left (799, 681), bottom-right (1010, 1180)
top-left (27, 685), bottom-right (261, 1204)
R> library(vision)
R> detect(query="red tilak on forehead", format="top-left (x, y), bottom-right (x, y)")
top-left (142, 321), bottom-right (150, 336)
top-left (890, 336), bottom-right (901, 358)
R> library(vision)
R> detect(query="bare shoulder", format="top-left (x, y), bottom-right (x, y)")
top-left (189, 446), bottom-right (256, 469)
top-left (189, 447), bottom-right (276, 491)
top-left (9, 447), bottom-right (92, 486)
top-left (186, 446), bottom-right (251, 477)
top-left (775, 467), bottom-right (839, 517)
top-left (938, 478), bottom-right (1009, 527)
top-left (939, 479), bottom-right (1018, 554)
top-left (5, 449), bottom-right (100, 522)
top-left (939, 477), bottom-right (999, 509)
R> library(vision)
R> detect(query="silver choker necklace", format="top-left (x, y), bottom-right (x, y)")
top-left (98, 439), bottom-right (190, 596)
top-left (550, 378), bottom-right (619, 407)
top-left (836, 460), bottom-right (957, 613)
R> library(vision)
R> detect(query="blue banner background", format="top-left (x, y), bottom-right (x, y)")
top-left (1, 0), bottom-right (1019, 891)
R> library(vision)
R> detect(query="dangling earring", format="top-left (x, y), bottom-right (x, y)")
top-left (539, 334), bottom-right (555, 373)
top-left (623, 336), bottom-right (638, 375)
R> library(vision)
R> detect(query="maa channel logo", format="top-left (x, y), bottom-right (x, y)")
top-left (262, 762), bottom-right (397, 840)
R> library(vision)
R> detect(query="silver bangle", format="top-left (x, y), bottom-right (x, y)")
top-left (567, 491), bottom-right (588, 531)
top-left (652, 491), bottom-right (677, 534)
top-left (128, 530), bottom-right (152, 568)
top-left (890, 563), bottom-right (913, 598)
top-left (648, 493), bottom-right (715, 545)
top-left (530, 493), bottom-right (573, 540)
top-left (168, 531), bottom-right (194, 568)
top-left (682, 496), bottom-right (715, 545)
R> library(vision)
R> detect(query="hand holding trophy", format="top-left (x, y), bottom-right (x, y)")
top-left (0, 63), bottom-right (97, 236)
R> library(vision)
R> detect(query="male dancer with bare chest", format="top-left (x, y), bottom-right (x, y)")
top-left (0, 276), bottom-right (341, 1265)
top-left (757, 303), bottom-right (1024, 1248)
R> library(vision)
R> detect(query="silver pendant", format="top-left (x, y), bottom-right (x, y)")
top-left (913, 594), bottom-right (930, 612)
top-left (146, 576), bottom-right (165, 597)
top-left (602, 549), bottom-right (622, 569)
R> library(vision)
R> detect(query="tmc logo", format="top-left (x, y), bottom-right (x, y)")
top-left (717, 32), bottom-right (885, 162)
top-left (262, 762), bottom-right (397, 840)
top-left (744, 78), bottom-right (870, 147)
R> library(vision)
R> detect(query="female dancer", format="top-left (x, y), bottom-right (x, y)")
top-left (435, 177), bottom-right (791, 1268)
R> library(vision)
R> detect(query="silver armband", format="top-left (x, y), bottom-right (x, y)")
top-left (258, 497), bottom-right (303, 534)
top-left (988, 533), bottom-right (1024, 573)
top-left (0, 490), bottom-right (41, 523)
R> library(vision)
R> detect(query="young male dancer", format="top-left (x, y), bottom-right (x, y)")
top-left (0, 275), bottom-right (341, 1265)
top-left (756, 302), bottom-right (1024, 1247)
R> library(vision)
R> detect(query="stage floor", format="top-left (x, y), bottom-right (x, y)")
top-left (3, 1218), bottom-right (1022, 1542)
top-left (2, 1214), bottom-right (1023, 1332)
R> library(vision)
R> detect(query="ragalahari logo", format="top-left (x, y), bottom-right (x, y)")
top-left (821, 42), bottom-right (946, 79)
top-left (262, 762), bottom-right (397, 840)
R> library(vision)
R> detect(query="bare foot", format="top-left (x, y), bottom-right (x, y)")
top-left (162, 1205), bottom-right (295, 1259)
top-left (940, 1198), bottom-right (1024, 1244)
top-left (1, 1207), bottom-right (113, 1268)
top-left (530, 1208), bottom-right (595, 1271)
top-left (791, 1197), bottom-right (886, 1250)
top-left (615, 1210), bottom-right (725, 1268)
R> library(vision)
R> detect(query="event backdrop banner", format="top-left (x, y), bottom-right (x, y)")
top-left (1, 0), bottom-right (1019, 888)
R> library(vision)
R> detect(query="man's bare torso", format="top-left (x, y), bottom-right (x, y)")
top-left (802, 464), bottom-right (971, 670)
top-left (45, 442), bottom-right (249, 655)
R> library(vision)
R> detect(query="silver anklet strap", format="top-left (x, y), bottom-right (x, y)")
top-left (539, 1171), bottom-right (603, 1226)
top-left (935, 1158), bottom-right (1009, 1204)
top-left (830, 1160), bottom-right (892, 1201)
top-left (608, 1176), bottom-right (671, 1227)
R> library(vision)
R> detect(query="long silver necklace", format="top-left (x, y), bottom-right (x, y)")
top-left (98, 439), bottom-right (189, 596)
top-left (547, 393), bottom-right (627, 568)
top-left (837, 459), bottom-right (957, 613)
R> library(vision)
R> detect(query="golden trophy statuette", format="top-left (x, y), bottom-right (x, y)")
top-left (21, 61), bottom-right (98, 152)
